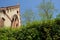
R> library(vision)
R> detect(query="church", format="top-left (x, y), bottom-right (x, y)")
top-left (0, 4), bottom-right (21, 28)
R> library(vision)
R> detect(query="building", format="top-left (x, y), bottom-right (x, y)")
top-left (0, 5), bottom-right (21, 28)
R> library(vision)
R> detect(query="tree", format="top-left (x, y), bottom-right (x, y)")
top-left (56, 13), bottom-right (60, 19)
top-left (23, 9), bottom-right (34, 24)
top-left (38, 0), bottom-right (55, 20)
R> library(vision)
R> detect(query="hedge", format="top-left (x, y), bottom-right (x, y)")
top-left (0, 19), bottom-right (60, 40)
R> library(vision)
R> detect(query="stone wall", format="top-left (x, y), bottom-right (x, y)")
top-left (0, 5), bottom-right (21, 27)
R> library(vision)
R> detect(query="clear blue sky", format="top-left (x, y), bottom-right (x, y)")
top-left (0, 0), bottom-right (60, 18)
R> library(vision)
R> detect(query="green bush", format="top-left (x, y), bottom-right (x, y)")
top-left (0, 19), bottom-right (60, 40)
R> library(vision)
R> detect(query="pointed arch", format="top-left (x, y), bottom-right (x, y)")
top-left (11, 14), bottom-right (19, 27)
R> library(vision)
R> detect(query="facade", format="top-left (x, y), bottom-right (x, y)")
top-left (0, 5), bottom-right (21, 28)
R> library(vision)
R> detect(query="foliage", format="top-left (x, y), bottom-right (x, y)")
top-left (23, 9), bottom-right (34, 24)
top-left (0, 19), bottom-right (60, 40)
top-left (56, 13), bottom-right (60, 19)
top-left (38, 0), bottom-right (55, 20)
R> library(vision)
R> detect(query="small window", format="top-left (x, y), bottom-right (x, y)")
top-left (17, 11), bottom-right (19, 13)
top-left (2, 10), bottom-right (6, 14)
top-left (2, 17), bottom-right (5, 21)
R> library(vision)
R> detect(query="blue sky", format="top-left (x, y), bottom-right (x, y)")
top-left (0, 0), bottom-right (60, 18)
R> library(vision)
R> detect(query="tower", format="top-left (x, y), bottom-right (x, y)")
top-left (0, 5), bottom-right (21, 28)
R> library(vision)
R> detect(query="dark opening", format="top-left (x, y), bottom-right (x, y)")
top-left (17, 11), bottom-right (19, 13)
top-left (2, 10), bottom-right (6, 14)
top-left (2, 17), bottom-right (5, 21)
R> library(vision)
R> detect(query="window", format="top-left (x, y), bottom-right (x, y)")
top-left (17, 11), bottom-right (19, 13)
top-left (2, 17), bottom-right (5, 21)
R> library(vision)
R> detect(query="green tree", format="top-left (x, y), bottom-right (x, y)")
top-left (56, 13), bottom-right (60, 19)
top-left (38, 0), bottom-right (55, 20)
top-left (23, 9), bottom-right (34, 24)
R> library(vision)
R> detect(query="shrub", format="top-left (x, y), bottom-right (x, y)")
top-left (0, 19), bottom-right (60, 40)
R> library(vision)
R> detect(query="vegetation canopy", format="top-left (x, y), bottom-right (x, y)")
top-left (0, 19), bottom-right (60, 40)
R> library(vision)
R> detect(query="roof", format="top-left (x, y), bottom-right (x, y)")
top-left (0, 5), bottom-right (20, 10)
